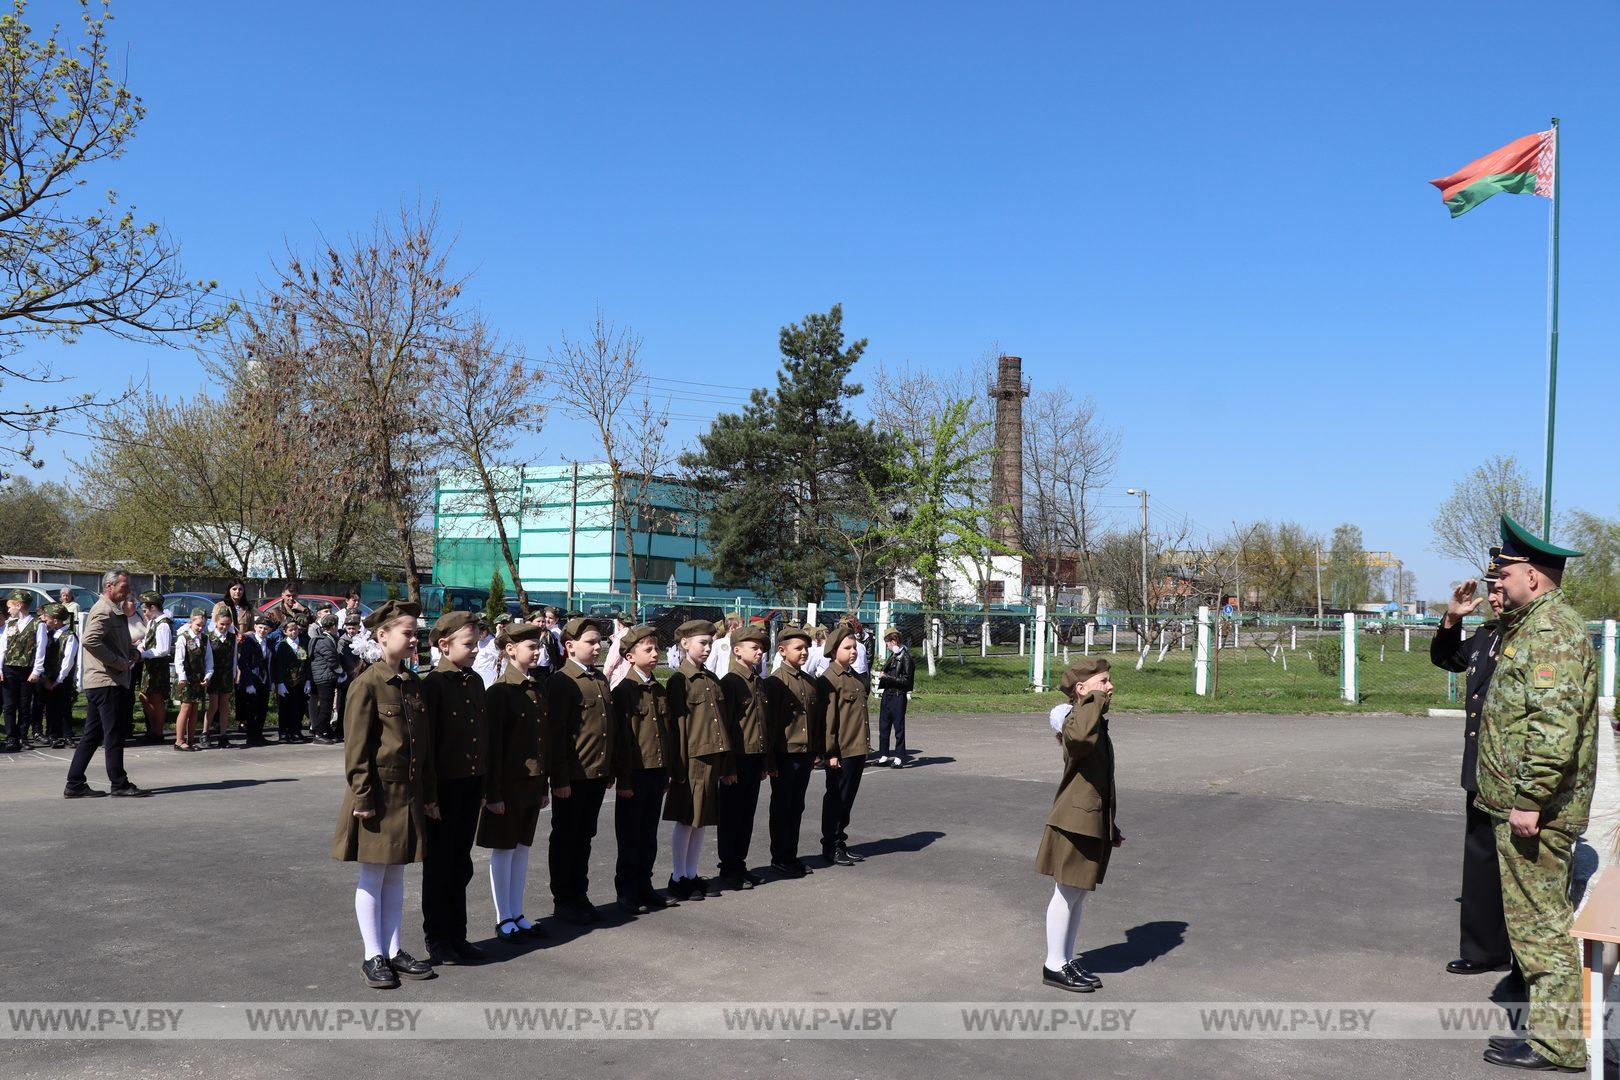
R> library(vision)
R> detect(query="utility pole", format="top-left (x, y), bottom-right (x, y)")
top-left (1126, 488), bottom-right (1149, 646)
top-left (1314, 539), bottom-right (1324, 630)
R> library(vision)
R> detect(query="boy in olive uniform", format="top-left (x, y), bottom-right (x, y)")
top-left (610, 624), bottom-right (678, 914)
top-left (40, 604), bottom-right (79, 748)
top-left (1, 590), bottom-right (47, 751)
top-left (764, 625), bottom-right (821, 877)
top-left (717, 624), bottom-right (772, 890)
top-left (546, 616), bottom-right (618, 925)
top-left (819, 623), bottom-right (870, 867)
top-left (421, 610), bottom-right (490, 965)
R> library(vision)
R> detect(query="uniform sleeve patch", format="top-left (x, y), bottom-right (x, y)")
top-left (1532, 665), bottom-right (1557, 689)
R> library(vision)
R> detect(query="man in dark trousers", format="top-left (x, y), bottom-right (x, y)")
top-left (236, 614), bottom-right (273, 746)
top-left (421, 610), bottom-right (490, 965)
top-left (308, 612), bottom-right (343, 744)
top-left (874, 627), bottom-right (915, 768)
top-left (1429, 550), bottom-right (1512, 978)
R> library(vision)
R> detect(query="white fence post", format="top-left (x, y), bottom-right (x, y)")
top-left (877, 599), bottom-right (892, 663)
top-left (806, 601), bottom-right (818, 629)
top-left (1110, 625), bottom-right (1117, 654)
top-left (1290, 624), bottom-right (1296, 650)
top-left (1194, 605), bottom-right (1211, 696)
top-left (1403, 626), bottom-right (1410, 653)
top-left (980, 619), bottom-right (989, 657)
top-left (1342, 613), bottom-right (1358, 702)
top-left (1603, 619), bottom-right (1617, 701)
top-left (1084, 622), bottom-right (1094, 655)
top-left (1033, 605), bottom-right (1049, 691)
top-left (1019, 624), bottom-right (1026, 656)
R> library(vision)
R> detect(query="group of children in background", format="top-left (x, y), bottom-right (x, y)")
top-left (0, 591), bottom-right (81, 751)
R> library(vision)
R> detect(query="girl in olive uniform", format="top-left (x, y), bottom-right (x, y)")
top-left (478, 622), bottom-right (549, 941)
top-left (331, 600), bottom-right (439, 990)
top-left (1036, 657), bottom-right (1122, 994)
top-left (202, 607), bottom-right (237, 749)
top-left (662, 620), bottom-right (736, 900)
top-left (172, 608), bottom-right (211, 752)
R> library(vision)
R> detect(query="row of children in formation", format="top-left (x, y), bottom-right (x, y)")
top-left (332, 601), bottom-right (899, 989)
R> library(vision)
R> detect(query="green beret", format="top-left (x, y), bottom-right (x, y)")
top-left (43, 603), bottom-right (69, 620)
top-left (676, 619), bottom-right (717, 641)
top-left (1059, 656), bottom-right (1110, 696)
top-left (824, 623), bottom-right (857, 657)
top-left (319, 611), bottom-right (338, 628)
top-left (563, 615), bottom-right (604, 640)
top-left (503, 621), bottom-right (545, 644)
top-left (730, 625), bottom-right (768, 647)
top-left (494, 613), bottom-right (514, 626)
top-left (620, 623), bottom-right (660, 652)
top-left (431, 609), bottom-right (478, 642)
top-left (253, 613), bottom-right (273, 627)
top-left (364, 599), bottom-right (422, 631)
top-left (138, 591), bottom-right (164, 607)
top-left (189, 606), bottom-right (209, 619)
top-left (6, 589), bottom-right (30, 605)
top-left (776, 624), bottom-right (811, 645)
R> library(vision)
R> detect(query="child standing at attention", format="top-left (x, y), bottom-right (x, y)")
top-left (331, 600), bottom-right (439, 990)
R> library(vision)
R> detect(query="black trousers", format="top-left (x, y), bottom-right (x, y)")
top-left (718, 751), bottom-right (766, 876)
top-left (878, 692), bottom-right (908, 757)
top-left (276, 686), bottom-right (307, 739)
top-left (2, 666), bottom-right (35, 744)
top-left (334, 682), bottom-right (350, 739)
top-left (1461, 791), bottom-right (1512, 964)
top-left (423, 775), bottom-right (484, 948)
top-left (820, 755), bottom-right (866, 853)
top-left (549, 777), bottom-right (608, 904)
top-left (308, 681), bottom-right (337, 738)
top-left (769, 751), bottom-right (814, 865)
top-left (614, 767), bottom-right (668, 898)
top-left (237, 686), bottom-right (268, 741)
top-left (46, 682), bottom-right (76, 741)
top-left (68, 685), bottom-right (132, 787)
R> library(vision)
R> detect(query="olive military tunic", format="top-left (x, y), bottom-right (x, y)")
top-left (546, 659), bottom-right (618, 783)
top-left (331, 662), bottom-right (434, 864)
top-left (820, 661), bottom-right (870, 759)
top-left (422, 658), bottom-right (489, 789)
top-left (721, 658), bottom-right (772, 757)
top-left (662, 659), bottom-right (735, 826)
top-left (476, 663), bottom-right (548, 849)
top-left (764, 661), bottom-right (823, 767)
top-left (610, 668), bottom-right (677, 778)
top-left (1035, 691), bottom-right (1117, 890)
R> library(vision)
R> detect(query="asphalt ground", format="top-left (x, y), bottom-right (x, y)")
top-left (2, 709), bottom-right (1613, 1079)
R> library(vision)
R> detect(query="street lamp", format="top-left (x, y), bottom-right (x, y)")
top-left (1126, 488), bottom-right (1149, 638)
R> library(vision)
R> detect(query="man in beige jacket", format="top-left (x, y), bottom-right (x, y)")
top-left (65, 569), bottom-right (151, 798)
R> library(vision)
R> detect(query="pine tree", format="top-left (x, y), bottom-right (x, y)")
top-left (487, 568), bottom-right (507, 625)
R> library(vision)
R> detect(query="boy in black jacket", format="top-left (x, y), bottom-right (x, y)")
top-left (875, 627), bottom-right (914, 769)
top-left (308, 612), bottom-right (344, 744)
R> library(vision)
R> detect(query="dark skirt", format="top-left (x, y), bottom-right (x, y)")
top-left (662, 752), bottom-right (723, 827)
top-left (141, 659), bottom-right (171, 697)
top-left (207, 668), bottom-right (233, 695)
top-left (476, 797), bottom-right (542, 849)
top-left (1036, 826), bottom-right (1110, 890)
top-left (331, 781), bottom-right (427, 864)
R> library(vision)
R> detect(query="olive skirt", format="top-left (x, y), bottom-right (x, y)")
top-left (331, 781), bottom-right (427, 864)
top-left (1036, 826), bottom-right (1110, 890)
top-left (141, 659), bottom-right (171, 696)
top-left (663, 752), bottom-right (724, 827)
top-left (476, 797), bottom-right (543, 850)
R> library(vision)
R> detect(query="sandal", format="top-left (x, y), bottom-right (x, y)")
top-left (172, 742), bottom-right (189, 752)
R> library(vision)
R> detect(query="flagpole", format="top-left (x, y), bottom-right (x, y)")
top-left (1542, 116), bottom-right (1560, 539)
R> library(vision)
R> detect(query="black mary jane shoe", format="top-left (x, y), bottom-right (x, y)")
top-left (1041, 965), bottom-right (1095, 993)
top-left (363, 955), bottom-right (400, 990)
top-left (496, 918), bottom-right (523, 942)
top-left (695, 876), bottom-right (722, 898)
top-left (388, 950), bottom-right (435, 980)
top-left (517, 917), bottom-right (547, 939)
top-left (668, 876), bottom-right (698, 901)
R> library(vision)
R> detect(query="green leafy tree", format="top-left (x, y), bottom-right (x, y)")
top-left (0, 476), bottom-right (82, 555)
top-left (1326, 523), bottom-right (1370, 610)
top-left (681, 304), bottom-right (886, 606)
top-left (1562, 510), bottom-right (1620, 620)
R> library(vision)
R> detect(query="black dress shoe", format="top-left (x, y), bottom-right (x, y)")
top-left (641, 887), bottom-right (672, 910)
top-left (742, 870), bottom-right (765, 886)
top-left (1063, 961), bottom-right (1102, 989)
top-left (826, 848), bottom-right (855, 867)
top-left (314, 736), bottom-right (337, 745)
top-left (617, 894), bottom-right (649, 915)
top-left (362, 955), bottom-right (400, 989)
top-left (556, 902), bottom-right (594, 925)
top-left (1449, 957), bottom-right (1512, 975)
top-left (1481, 1039), bottom-right (1582, 1071)
top-left (719, 874), bottom-right (751, 891)
top-left (1041, 964), bottom-right (1096, 993)
top-left (451, 940), bottom-right (487, 962)
top-left (838, 845), bottom-right (864, 863)
top-left (50, 739), bottom-right (66, 749)
top-left (63, 784), bottom-right (108, 799)
top-left (214, 738), bottom-right (233, 749)
top-left (771, 860), bottom-right (806, 879)
top-left (695, 876), bottom-right (721, 897)
top-left (389, 950), bottom-right (435, 980)
top-left (110, 783), bottom-right (152, 797)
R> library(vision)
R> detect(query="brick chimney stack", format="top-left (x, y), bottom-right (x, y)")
top-left (988, 354), bottom-right (1028, 546)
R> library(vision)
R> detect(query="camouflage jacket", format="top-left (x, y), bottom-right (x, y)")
top-left (1475, 588), bottom-right (1598, 828)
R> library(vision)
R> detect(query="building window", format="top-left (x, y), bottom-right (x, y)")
top-left (634, 556), bottom-right (677, 582)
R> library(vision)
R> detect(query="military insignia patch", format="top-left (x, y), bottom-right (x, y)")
top-left (1532, 665), bottom-right (1557, 689)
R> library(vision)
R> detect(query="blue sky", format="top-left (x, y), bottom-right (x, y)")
top-left (21, 0), bottom-right (1620, 598)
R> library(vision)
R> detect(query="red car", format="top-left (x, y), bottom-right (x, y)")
top-left (256, 595), bottom-right (372, 622)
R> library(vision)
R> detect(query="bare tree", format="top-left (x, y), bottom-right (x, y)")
top-left (0, 0), bottom-right (225, 475)
top-left (1020, 386), bottom-right (1120, 608)
top-left (552, 310), bottom-right (670, 607)
top-left (1430, 453), bottom-right (1542, 576)
top-left (426, 315), bottom-right (547, 615)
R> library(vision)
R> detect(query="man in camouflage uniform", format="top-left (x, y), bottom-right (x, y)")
top-left (1476, 514), bottom-right (1598, 1073)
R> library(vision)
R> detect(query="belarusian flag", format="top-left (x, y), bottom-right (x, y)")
top-left (1429, 129), bottom-right (1555, 218)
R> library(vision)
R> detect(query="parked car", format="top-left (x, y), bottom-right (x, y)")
top-left (163, 591), bottom-right (224, 616)
top-left (256, 594), bottom-right (373, 624)
top-left (0, 581), bottom-right (100, 615)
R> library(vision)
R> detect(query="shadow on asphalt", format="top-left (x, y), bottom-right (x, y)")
top-left (150, 777), bottom-right (301, 795)
top-left (1080, 920), bottom-right (1189, 974)
top-left (888, 755), bottom-right (956, 770)
top-left (849, 830), bottom-right (946, 859)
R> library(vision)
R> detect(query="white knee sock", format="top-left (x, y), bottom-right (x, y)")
top-left (381, 864), bottom-right (405, 958)
top-left (671, 824), bottom-right (699, 879)
top-left (1044, 883), bottom-right (1086, 969)
top-left (510, 844), bottom-right (532, 927)
top-left (490, 848), bottom-right (514, 923)
top-left (356, 863), bottom-right (386, 960)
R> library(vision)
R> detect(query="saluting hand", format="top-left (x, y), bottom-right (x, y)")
top-left (1444, 580), bottom-right (1483, 626)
